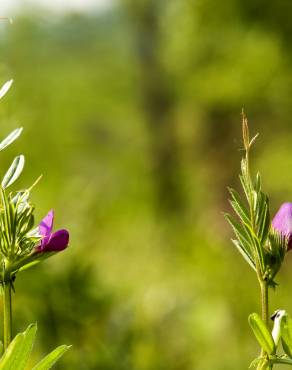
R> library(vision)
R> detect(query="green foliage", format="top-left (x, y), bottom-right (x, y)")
top-left (0, 324), bottom-right (69, 370)
top-left (32, 345), bottom-right (71, 370)
top-left (2, 155), bottom-right (25, 189)
top-left (247, 311), bottom-right (292, 367)
top-left (0, 324), bottom-right (37, 370)
top-left (0, 126), bottom-right (39, 263)
top-left (248, 313), bottom-right (275, 355)
top-left (225, 115), bottom-right (287, 287)
top-left (1, 2), bottom-right (292, 369)
top-left (281, 315), bottom-right (292, 358)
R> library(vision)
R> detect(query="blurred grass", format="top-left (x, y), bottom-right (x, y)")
top-left (0, 2), bottom-right (291, 369)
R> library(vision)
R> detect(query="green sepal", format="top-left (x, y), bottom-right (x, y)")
top-left (248, 313), bottom-right (275, 355)
top-left (10, 251), bottom-right (56, 275)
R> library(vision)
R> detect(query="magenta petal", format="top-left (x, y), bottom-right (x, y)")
top-left (44, 229), bottom-right (69, 252)
top-left (39, 210), bottom-right (54, 246)
top-left (272, 202), bottom-right (292, 250)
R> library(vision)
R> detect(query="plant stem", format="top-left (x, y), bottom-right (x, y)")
top-left (257, 280), bottom-right (271, 370)
top-left (3, 281), bottom-right (12, 350)
top-left (260, 280), bottom-right (269, 326)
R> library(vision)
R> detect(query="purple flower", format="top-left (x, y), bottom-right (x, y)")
top-left (272, 202), bottom-right (292, 251)
top-left (36, 210), bottom-right (69, 252)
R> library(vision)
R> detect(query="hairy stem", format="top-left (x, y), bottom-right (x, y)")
top-left (260, 280), bottom-right (269, 326)
top-left (3, 281), bottom-right (12, 350)
top-left (257, 280), bottom-right (272, 370)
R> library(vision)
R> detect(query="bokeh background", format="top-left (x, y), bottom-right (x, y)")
top-left (0, 1), bottom-right (292, 369)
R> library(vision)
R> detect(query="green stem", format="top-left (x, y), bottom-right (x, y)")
top-left (3, 281), bottom-right (12, 350)
top-left (257, 280), bottom-right (271, 370)
top-left (260, 280), bottom-right (269, 326)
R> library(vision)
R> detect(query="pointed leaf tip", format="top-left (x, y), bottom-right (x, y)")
top-left (0, 127), bottom-right (23, 152)
top-left (2, 155), bottom-right (25, 189)
top-left (248, 313), bottom-right (275, 355)
top-left (32, 344), bottom-right (71, 370)
top-left (0, 79), bottom-right (13, 100)
top-left (0, 323), bottom-right (37, 370)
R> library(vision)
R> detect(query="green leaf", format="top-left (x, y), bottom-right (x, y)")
top-left (228, 187), bottom-right (250, 225)
top-left (231, 239), bottom-right (256, 271)
top-left (225, 213), bottom-right (260, 272)
top-left (255, 172), bottom-right (261, 193)
top-left (0, 323), bottom-right (37, 370)
top-left (224, 213), bottom-right (254, 255)
top-left (0, 128), bottom-right (23, 152)
top-left (244, 223), bottom-right (265, 274)
top-left (0, 333), bottom-right (24, 370)
top-left (12, 252), bottom-right (55, 274)
top-left (248, 313), bottom-right (275, 355)
top-left (0, 80), bottom-right (13, 100)
top-left (281, 315), bottom-right (292, 358)
top-left (2, 155), bottom-right (25, 189)
top-left (240, 158), bottom-right (252, 199)
top-left (32, 345), bottom-right (71, 370)
top-left (254, 191), bottom-right (270, 244)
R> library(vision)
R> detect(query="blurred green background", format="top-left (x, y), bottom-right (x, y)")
top-left (0, 1), bottom-right (292, 369)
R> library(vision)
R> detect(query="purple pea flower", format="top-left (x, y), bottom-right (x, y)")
top-left (36, 210), bottom-right (69, 253)
top-left (272, 202), bottom-right (292, 251)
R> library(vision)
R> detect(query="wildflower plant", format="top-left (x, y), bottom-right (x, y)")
top-left (226, 113), bottom-right (292, 369)
top-left (0, 80), bottom-right (70, 369)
